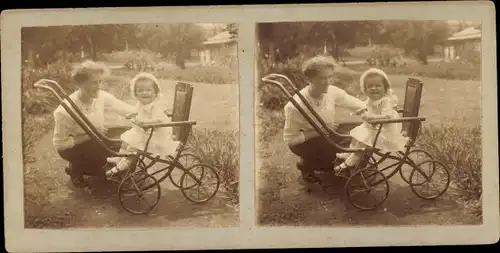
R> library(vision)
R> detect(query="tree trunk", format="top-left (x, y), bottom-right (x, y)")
top-left (175, 53), bottom-right (186, 69)
top-left (85, 36), bottom-right (97, 60)
top-left (268, 41), bottom-right (275, 63)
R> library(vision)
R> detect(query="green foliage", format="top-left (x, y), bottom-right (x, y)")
top-left (101, 49), bottom-right (163, 64)
top-left (257, 107), bottom-right (286, 146)
top-left (186, 128), bottom-right (240, 203)
top-left (22, 60), bottom-right (75, 114)
top-left (135, 23), bottom-right (206, 69)
top-left (417, 124), bottom-right (482, 218)
top-left (258, 21), bottom-right (452, 66)
top-left (365, 45), bottom-right (407, 67)
top-left (226, 23), bottom-right (238, 38)
top-left (376, 20), bottom-right (451, 64)
top-left (459, 47), bottom-right (481, 66)
top-left (258, 21), bottom-right (380, 62)
top-left (22, 23), bottom-right (207, 68)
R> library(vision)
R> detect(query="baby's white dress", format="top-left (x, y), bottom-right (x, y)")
top-left (121, 95), bottom-right (179, 157)
top-left (350, 96), bottom-right (409, 152)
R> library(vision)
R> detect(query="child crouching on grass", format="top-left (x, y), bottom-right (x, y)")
top-left (334, 68), bottom-right (409, 173)
top-left (106, 72), bottom-right (179, 177)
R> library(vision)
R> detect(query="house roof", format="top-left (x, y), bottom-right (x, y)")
top-left (447, 26), bottom-right (481, 41)
top-left (203, 31), bottom-right (236, 45)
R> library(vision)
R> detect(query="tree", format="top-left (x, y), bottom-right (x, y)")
top-left (66, 24), bottom-right (138, 60)
top-left (374, 20), bottom-right (451, 64)
top-left (138, 23), bottom-right (206, 69)
top-left (226, 23), bottom-right (238, 39)
top-left (21, 26), bottom-right (74, 66)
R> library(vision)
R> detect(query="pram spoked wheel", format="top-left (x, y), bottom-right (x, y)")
top-left (409, 159), bottom-right (450, 200)
top-left (345, 166), bottom-right (390, 211)
top-left (118, 170), bottom-right (161, 215)
top-left (399, 148), bottom-right (434, 184)
top-left (169, 153), bottom-right (202, 189)
top-left (180, 163), bottom-right (220, 203)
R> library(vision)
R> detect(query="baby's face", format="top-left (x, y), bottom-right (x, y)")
top-left (364, 75), bottom-right (386, 101)
top-left (135, 80), bottom-right (157, 105)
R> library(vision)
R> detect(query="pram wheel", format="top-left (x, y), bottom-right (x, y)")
top-left (180, 163), bottom-right (220, 203)
top-left (345, 166), bottom-right (390, 210)
top-left (169, 153), bottom-right (202, 189)
top-left (409, 159), bottom-right (450, 200)
top-left (118, 171), bottom-right (161, 215)
top-left (400, 148), bottom-right (434, 184)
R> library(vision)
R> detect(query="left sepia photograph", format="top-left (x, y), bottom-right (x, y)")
top-left (22, 22), bottom-right (240, 228)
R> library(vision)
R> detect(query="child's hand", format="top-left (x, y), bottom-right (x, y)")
top-left (355, 108), bottom-right (368, 116)
top-left (360, 112), bottom-right (371, 122)
top-left (125, 112), bottom-right (138, 120)
top-left (164, 109), bottom-right (172, 116)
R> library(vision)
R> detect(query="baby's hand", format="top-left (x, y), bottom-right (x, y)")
top-left (125, 112), bottom-right (138, 119)
top-left (360, 112), bottom-right (370, 122)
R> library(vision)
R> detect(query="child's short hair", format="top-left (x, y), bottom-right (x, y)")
top-left (302, 55), bottom-right (337, 79)
top-left (130, 72), bottom-right (161, 95)
top-left (71, 60), bottom-right (110, 84)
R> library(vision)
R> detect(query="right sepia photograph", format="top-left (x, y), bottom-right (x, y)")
top-left (255, 20), bottom-right (482, 227)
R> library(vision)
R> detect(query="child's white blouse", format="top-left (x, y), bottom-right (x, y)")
top-left (349, 96), bottom-right (408, 152)
top-left (52, 90), bottom-right (135, 151)
top-left (120, 95), bottom-right (178, 156)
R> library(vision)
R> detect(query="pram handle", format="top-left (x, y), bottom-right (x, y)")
top-left (33, 79), bottom-right (67, 101)
top-left (134, 120), bottom-right (197, 130)
top-left (261, 73), bottom-right (372, 153)
top-left (33, 79), bottom-right (130, 157)
top-left (339, 116), bottom-right (426, 126)
top-left (261, 74), bottom-right (352, 139)
top-left (369, 116), bottom-right (426, 125)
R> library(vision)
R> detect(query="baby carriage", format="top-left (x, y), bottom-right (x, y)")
top-left (261, 74), bottom-right (451, 211)
top-left (34, 79), bottom-right (220, 215)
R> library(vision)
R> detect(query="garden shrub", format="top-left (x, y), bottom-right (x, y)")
top-left (22, 60), bottom-right (75, 115)
top-left (101, 49), bottom-right (162, 64)
top-left (460, 48), bottom-right (481, 66)
top-left (417, 124), bottom-right (482, 218)
top-left (257, 106), bottom-right (286, 146)
top-left (186, 128), bottom-right (240, 204)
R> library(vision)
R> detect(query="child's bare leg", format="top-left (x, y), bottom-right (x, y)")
top-left (336, 140), bottom-right (359, 160)
top-left (105, 144), bottom-right (136, 177)
top-left (107, 143), bottom-right (129, 164)
top-left (334, 140), bottom-right (367, 172)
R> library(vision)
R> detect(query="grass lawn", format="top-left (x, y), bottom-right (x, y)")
top-left (256, 74), bottom-right (482, 226)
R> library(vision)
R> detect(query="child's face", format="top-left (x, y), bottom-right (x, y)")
top-left (364, 75), bottom-right (386, 101)
top-left (135, 79), bottom-right (157, 105)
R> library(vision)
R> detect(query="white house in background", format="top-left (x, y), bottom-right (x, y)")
top-left (199, 31), bottom-right (237, 66)
top-left (444, 26), bottom-right (481, 62)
